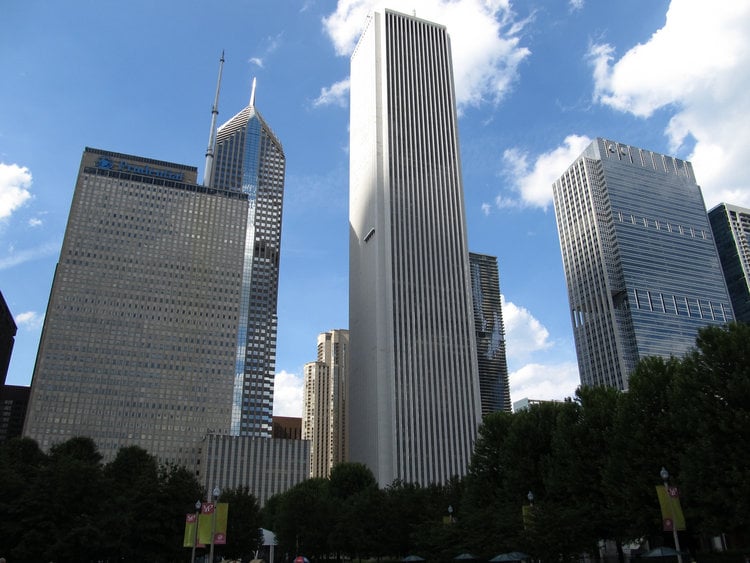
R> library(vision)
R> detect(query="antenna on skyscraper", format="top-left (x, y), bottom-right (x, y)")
top-left (250, 77), bottom-right (257, 107)
top-left (204, 50), bottom-right (225, 187)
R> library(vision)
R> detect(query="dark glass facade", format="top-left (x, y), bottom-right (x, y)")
top-left (708, 203), bottom-right (750, 324)
top-left (469, 253), bottom-right (511, 414)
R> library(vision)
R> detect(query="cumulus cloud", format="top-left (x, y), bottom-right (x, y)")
top-left (322, 0), bottom-right (531, 109)
top-left (502, 295), bottom-right (553, 361)
top-left (15, 311), bottom-right (44, 330)
top-left (29, 217), bottom-right (43, 227)
top-left (0, 163), bottom-right (33, 220)
top-left (313, 78), bottom-right (351, 108)
top-left (498, 135), bottom-right (592, 209)
top-left (588, 0), bottom-right (750, 207)
top-left (274, 369), bottom-right (304, 418)
top-left (509, 361), bottom-right (579, 405)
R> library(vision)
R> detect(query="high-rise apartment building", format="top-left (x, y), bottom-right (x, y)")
top-left (553, 138), bottom-right (734, 390)
top-left (211, 89), bottom-right (286, 437)
top-left (469, 253), bottom-right (511, 414)
top-left (349, 9), bottom-right (481, 486)
top-left (708, 203), bottom-right (750, 324)
top-left (24, 148), bottom-right (246, 465)
top-left (302, 329), bottom-right (349, 478)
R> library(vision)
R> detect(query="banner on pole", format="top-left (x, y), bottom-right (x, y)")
top-left (198, 502), bottom-right (229, 545)
top-left (656, 485), bottom-right (686, 531)
top-left (183, 512), bottom-right (198, 548)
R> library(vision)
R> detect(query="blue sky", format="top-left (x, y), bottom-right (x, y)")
top-left (2, 1), bottom-right (749, 416)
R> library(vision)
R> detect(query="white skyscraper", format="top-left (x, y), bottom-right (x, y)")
top-left (348, 9), bottom-right (481, 486)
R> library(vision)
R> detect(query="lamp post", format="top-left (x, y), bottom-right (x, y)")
top-left (448, 505), bottom-right (454, 523)
top-left (191, 499), bottom-right (201, 563)
top-left (660, 467), bottom-right (683, 563)
top-left (527, 491), bottom-right (534, 506)
top-left (208, 486), bottom-right (221, 563)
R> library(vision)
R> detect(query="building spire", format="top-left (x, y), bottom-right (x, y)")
top-left (204, 50), bottom-right (225, 187)
top-left (250, 77), bottom-right (257, 107)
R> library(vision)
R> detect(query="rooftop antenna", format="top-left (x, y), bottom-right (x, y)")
top-left (250, 76), bottom-right (257, 107)
top-left (204, 50), bottom-right (225, 187)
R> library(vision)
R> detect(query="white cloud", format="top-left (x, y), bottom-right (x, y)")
top-left (274, 369), bottom-right (304, 418)
top-left (589, 0), bottom-right (750, 207)
top-left (322, 0), bottom-right (531, 109)
top-left (569, 0), bottom-right (584, 11)
top-left (0, 241), bottom-right (59, 270)
top-left (29, 217), bottom-right (42, 227)
top-left (509, 361), bottom-right (579, 404)
top-left (15, 311), bottom-right (43, 330)
top-left (249, 57), bottom-right (264, 68)
top-left (502, 295), bottom-right (553, 361)
top-left (0, 163), bottom-right (33, 220)
top-left (313, 78), bottom-right (351, 108)
top-left (499, 135), bottom-right (592, 209)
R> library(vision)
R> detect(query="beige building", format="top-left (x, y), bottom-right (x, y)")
top-left (302, 330), bottom-right (349, 478)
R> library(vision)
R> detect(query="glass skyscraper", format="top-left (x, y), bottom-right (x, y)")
top-left (469, 253), bottom-right (511, 414)
top-left (553, 138), bottom-right (734, 390)
top-left (24, 148), bottom-right (247, 465)
top-left (708, 203), bottom-right (750, 324)
top-left (349, 9), bottom-right (481, 486)
top-left (211, 94), bottom-right (285, 437)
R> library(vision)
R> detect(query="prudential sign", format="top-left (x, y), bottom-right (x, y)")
top-left (95, 157), bottom-right (184, 181)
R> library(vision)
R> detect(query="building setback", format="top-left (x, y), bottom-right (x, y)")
top-left (302, 329), bottom-right (349, 478)
top-left (348, 9), bottom-right (481, 486)
top-left (211, 88), bottom-right (285, 438)
top-left (553, 138), bottom-right (734, 390)
top-left (469, 253), bottom-right (511, 414)
top-left (23, 148), bottom-right (246, 465)
top-left (708, 203), bottom-right (750, 324)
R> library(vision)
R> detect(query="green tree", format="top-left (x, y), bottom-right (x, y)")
top-left (273, 478), bottom-right (333, 560)
top-left (671, 323), bottom-right (750, 540)
top-left (219, 486), bottom-right (263, 560)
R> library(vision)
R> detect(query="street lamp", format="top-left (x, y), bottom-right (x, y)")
top-left (448, 505), bottom-right (454, 523)
top-left (208, 486), bottom-right (221, 563)
top-left (527, 491), bottom-right (534, 506)
top-left (660, 467), bottom-right (683, 563)
top-left (191, 500), bottom-right (201, 563)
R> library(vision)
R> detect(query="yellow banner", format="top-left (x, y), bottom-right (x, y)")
top-left (656, 485), bottom-right (686, 531)
top-left (183, 513), bottom-right (198, 547)
top-left (198, 502), bottom-right (229, 544)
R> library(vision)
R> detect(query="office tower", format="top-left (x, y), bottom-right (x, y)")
top-left (1, 385), bottom-right (29, 442)
top-left (302, 329), bottom-right (349, 478)
top-left (349, 9), bottom-right (481, 486)
top-left (0, 291), bottom-right (16, 386)
top-left (708, 203), bottom-right (750, 324)
top-left (469, 253), bottom-right (511, 414)
top-left (553, 138), bottom-right (734, 390)
top-left (24, 148), bottom-right (247, 465)
top-left (273, 416), bottom-right (302, 440)
top-left (210, 84), bottom-right (286, 437)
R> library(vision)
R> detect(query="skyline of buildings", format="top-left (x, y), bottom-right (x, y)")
top-left (2, 8), bottom-right (747, 498)
top-left (708, 203), bottom-right (750, 324)
top-left (303, 329), bottom-right (349, 478)
top-left (469, 253), bottom-right (512, 414)
top-left (348, 9), bottom-right (482, 487)
top-left (553, 138), bottom-right (735, 390)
